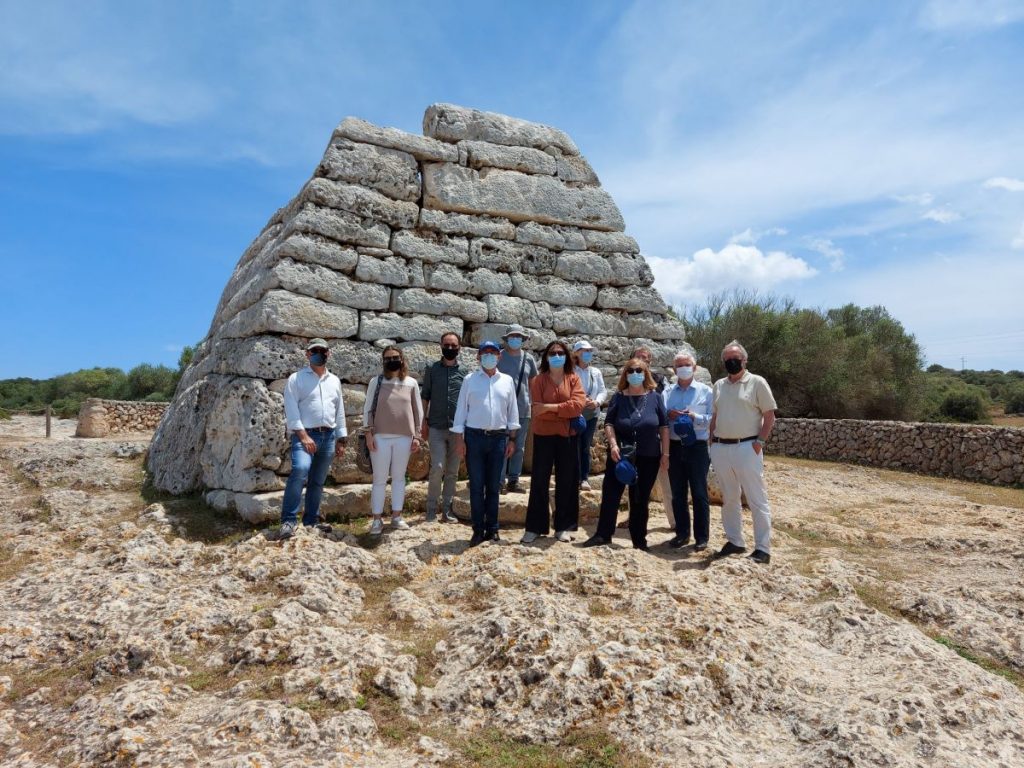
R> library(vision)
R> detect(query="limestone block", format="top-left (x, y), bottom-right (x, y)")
top-left (417, 209), bottom-right (516, 240)
top-left (332, 116), bottom-right (459, 163)
top-left (200, 378), bottom-right (286, 493)
top-left (485, 294), bottom-right (552, 329)
top-left (219, 290), bottom-right (359, 340)
top-left (261, 259), bottom-right (391, 311)
top-left (511, 273), bottom-right (598, 307)
top-left (515, 222), bottom-right (586, 251)
top-left (390, 230), bottom-right (470, 266)
top-left (466, 268), bottom-right (513, 297)
top-left (459, 140), bottom-right (557, 175)
top-left (608, 253), bottom-right (655, 287)
top-left (392, 288), bottom-right (488, 322)
top-left (355, 254), bottom-right (411, 287)
top-left (423, 103), bottom-right (580, 155)
top-left (596, 285), bottom-right (667, 313)
top-left (358, 312), bottom-right (463, 343)
top-left (469, 237), bottom-right (557, 275)
top-left (326, 340), bottom-right (387, 384)
top-left (424, 263), bottom-right (471, 294)
top-left (422, 163), bottom-right (625, 231)
top-left (468, 323), bottom-right (555, 350)
top-left (583, 231), bottom-right (640, 253)
top-left (286, 204), bottom-right (391, 250)
top-left (342, 384), bottom-right (365, 416)
top-left (318, 138), bottom-right (420, 202)
top-left (626, 312), bottom-right (686, 341)
top-left (554, 252), bottom-right (614, 284)
top-left (300, 177), bottom-right (419, 229)
top-left (75, 399), bottom-right (110, 438)
top-left (357, 246), bottom-right (393, 257)
top-left (556, 153), bottom-right (599, 185)
top-left (206, 336), bottom-right (306, 380)
top-left (552, 307), bottom-right (628, 336)
top-left (275, 234), bottom-right (359, 273)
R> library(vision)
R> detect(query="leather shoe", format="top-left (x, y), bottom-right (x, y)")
top-left (694, 542), bottom-right (708, 552)
top-left (668, 535), bottom-right (689, 549)
top-left (581, 535), bottom-right (610, 548)
top-left (468, 532), bottom-right (485, 548)
top-left (486, 530), bottom-right (501, 542)
top-left (749, 549), bottom-right (771, 564)
top-left (714, 541), bottom-right (746, 558)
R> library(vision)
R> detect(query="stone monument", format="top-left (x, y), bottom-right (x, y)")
top-left (147, 104), bottom-right (689, 510)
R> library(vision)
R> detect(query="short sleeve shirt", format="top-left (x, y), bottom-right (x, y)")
top-left (712, 371), bottom-right (777, 439)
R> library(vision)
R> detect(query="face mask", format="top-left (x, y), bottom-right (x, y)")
top-left (724, 358), bottom-right (744, 375)
top-left (480, 354), bottom-right (498, 370)
top-left (506, 336), bottom-right (524, 350)
top-left (384, 359), bottom-right (402, 372)
top-left (310, 352), bottom-right (327, 366)
top-left (627, 372), bottom-right (645, 387)
top-left (580, 351), bottom-right (593, 364)
top-left (441, 346), bottom-right (459, 360)
top-left (676, 366), bottom-right (693, 380)
top-left (548, 354), bottom-right (566, 369)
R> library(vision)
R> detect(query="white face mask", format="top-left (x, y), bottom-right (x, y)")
top-left (676, 365), bottom-right (693, 380)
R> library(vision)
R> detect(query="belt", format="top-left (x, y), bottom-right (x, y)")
top-left (306, 426), bottom-right (334, 434)
top-left (466, 427), bottom-right (508, 436)
top-left (712, 435), bottom-right (758, 444)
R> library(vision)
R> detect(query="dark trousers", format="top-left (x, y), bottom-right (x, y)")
top-left (594, 454), bottom-right (661, 549)
top-left (464, 428), bottom-right (507, 535)
top-left (526, 433), bottom-right (579, 534)
top-left (576, 416), bottom-right (599, 482)
top-left (669, 441), bottom-right (711, 544)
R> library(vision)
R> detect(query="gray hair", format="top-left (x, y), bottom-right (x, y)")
top-left (631, 344), bottom-right (652, 358)
top-left (674, 349), bottom-right (696, 363)
top-left (721, 340), bottom-right (748, 361)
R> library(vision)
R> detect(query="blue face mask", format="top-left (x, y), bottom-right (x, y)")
top-left (506, 336), bottom-right (524, 350)
top-left (627, 372), bottom-right (645, 387)
top-left (310, 352), bottom-right (327, 366)
top-left (480, 353), bottom-right (498, 370)
top-left (580, 351), bottom-right (593, 364)
top-left (548, 355), bottom-right (566, 369)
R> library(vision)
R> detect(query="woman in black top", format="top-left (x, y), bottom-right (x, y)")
top-left (582, 358), bottom-right (669, 551)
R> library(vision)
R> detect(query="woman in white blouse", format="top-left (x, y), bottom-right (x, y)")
top-left (572, 340), bottom-right (607, 491)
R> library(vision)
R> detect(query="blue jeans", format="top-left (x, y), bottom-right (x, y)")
top-left (281, 429), bottom-right (336, 526)
top-left (501, 416), bottom-right (530, 484)
top-left (464, 428), bottom-right (508, 535)
top-left (576, 416), bottom-right (599, 482)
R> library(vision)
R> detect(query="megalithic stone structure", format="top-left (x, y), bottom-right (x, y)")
top-left (147, 104), bottom-right (689, 497)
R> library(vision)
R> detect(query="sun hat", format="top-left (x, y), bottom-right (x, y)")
top-left (306, 338), bottom-right (329, 351)
top-left (501, 323), bottom-right (530, 339)
top-left (572, 340), bottom-right (593, 352)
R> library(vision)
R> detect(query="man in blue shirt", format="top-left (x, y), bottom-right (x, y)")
top-left (663, 350), bottom-right (713, 550)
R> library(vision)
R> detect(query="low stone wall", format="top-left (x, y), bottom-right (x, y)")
top-left (76, 398), bottom-right (169, 438)
top-left (769, 418), bottom-right (1024, 486)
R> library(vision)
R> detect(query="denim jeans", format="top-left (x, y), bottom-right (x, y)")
top-left (281, 429), bottom-right (336, 526)
top-left (464, 428), bottom-right (508, 535)
top-left (501, 416), bottom-right (530, 484)
top-left (576, 416), bottom-right (599, 482)
top-left (669, 440), bottom-right (711, 544)
top-left (426, 427), bottom-right (461, 513)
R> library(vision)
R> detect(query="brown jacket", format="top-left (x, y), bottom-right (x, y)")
top-left (529, 372), bottom-right (586, 437)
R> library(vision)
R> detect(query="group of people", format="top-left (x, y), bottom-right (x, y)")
top-left (278, 326), bottom-right (777, 564)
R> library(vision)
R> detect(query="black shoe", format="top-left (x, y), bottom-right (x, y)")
top-left (505, 480), bottom-right (522, 494)
top-left (749, 549), bottom-right (771, 564)
top-left (714, 541), bottom-right (746, 558)
top-left (634, 543), bottom-right (649, 552)
top-left (694, 542), bottom-right (708, 552)
top-left (468, 532), bottom-right (485, 548)
top-left (315, 522), bottom-right (333, 534)
top-left (668, 535), bottom-right (689, 549)
top-left (581, 536), bottom-right (610, 548)
top-left (485, 530), bottom-right (501, 542)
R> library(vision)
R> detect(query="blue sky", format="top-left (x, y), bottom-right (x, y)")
top-left (1, 0), bottom-right (1023, 378)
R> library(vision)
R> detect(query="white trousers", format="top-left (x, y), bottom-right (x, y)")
top-left (709, 442), bottom-right (771, 553)
top-left (370, 435), bottom-right (413, 516)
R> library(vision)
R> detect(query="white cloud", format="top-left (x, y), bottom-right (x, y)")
top-left (893, 192), bottom-right (935, 205)
top-left (922, 208), bottom-right (962, 224)
top-left (647, 244), bottom-right (817, 306)
top-left (805, 237), bottom-right (845, 271)
top-left (984, 176), bottom-right (1024, 192)
top-left (728, 227), bottom-right (788, 245)
top-left (1013, 222), bottom-right (1024, 250)
top-left (919, 0), bottom-right (1024, 30)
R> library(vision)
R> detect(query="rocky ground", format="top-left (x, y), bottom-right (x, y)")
top-left (1, 415), bottom-right (1023, 767)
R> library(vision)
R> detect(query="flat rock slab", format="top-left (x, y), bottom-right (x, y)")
top-left (423, 103), bottom-right (580, 155)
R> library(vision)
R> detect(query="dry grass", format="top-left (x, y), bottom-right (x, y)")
top-left (459, 725), bottom-right (651, 768)
top-left (931, 636), bottom-right (1024, 692)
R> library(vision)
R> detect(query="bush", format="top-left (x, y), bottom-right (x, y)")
top-left (940, 392), bottom-right (986, 422)
top-left (0, 407), bottom-right (10, 421)
top-left (1005, 389), bottom-right (1024, 415)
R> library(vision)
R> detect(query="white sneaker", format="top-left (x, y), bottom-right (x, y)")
top-left (580, 481), bottom-right (592, 491)
top-left (555, 530), bottom-right (571, 542)
top-left (369, 516), bottom-right (384, 535)
top-left (520, 531), bottom-right (539, 544)
top-left (391, 516), bottom-right (410, 530)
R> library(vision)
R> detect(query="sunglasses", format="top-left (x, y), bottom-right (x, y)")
top-left (625, 367), bottom-right (645, 374)
top-left (383, 356), bottom-right (402, 362)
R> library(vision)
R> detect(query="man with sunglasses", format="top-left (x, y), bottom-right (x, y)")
top-left (279, 338), bottom-right (348, 540)
top-left (421, 332), bottom-right (467, 522)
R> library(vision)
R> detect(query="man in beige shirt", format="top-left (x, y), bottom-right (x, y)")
top-left (708, 340), bottom-right (777, 564)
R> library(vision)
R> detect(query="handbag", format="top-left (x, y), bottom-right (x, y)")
top-left (355, 374), bottom-right (384, 474)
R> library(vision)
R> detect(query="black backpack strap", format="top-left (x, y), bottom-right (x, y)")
top-left (515, 354), bottom-right (528, 397)
top-left (367, 374), bottom-right (384, 430)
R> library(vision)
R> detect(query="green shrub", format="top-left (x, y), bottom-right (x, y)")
top-left (0, 407), bottom-right (10, 421)
top-left (1005, 389), bottom-right (1024, 415)
top-left (940, 392), bottom-right (986, 422)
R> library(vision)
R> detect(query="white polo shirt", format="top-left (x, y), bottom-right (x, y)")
top-left (712, 370), bottom-right (776, 439)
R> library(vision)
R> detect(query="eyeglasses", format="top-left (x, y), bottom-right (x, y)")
top-left (625, 367), bottom-right (645, 374)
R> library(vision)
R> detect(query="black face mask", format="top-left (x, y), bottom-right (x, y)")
top-left (441, 347), bottom-right (459, 361)
top-left (724, 358), bottom-right (743, 375)
top-left (384, 359), bottom-right (402, 372)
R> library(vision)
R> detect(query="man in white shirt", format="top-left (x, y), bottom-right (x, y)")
top-left (279, 338), bottom-right (348, 539)
top-left (452, 340), bottom-right (520, 547)
top-left (663, 350), bottom-right (713, 550)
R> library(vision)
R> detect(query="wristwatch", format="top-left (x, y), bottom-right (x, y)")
top-left (754, 438), bottom-right (765, 448)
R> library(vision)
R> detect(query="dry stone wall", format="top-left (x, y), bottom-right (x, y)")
top-left (76, 399), bottom-right (168, 438)
top-left (148, 104), bottom-right (689, 497)
top-left (770, 418), bottom-right (1024, 486)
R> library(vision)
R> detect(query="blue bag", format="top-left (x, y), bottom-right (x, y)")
top-left (614, 459), bottom-right (638, 485)
top-left (673, 414), bottom-right (697, 446)
top-left (569, 415), bottom-right (587, 436)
